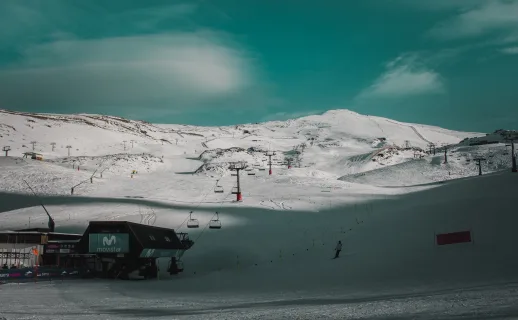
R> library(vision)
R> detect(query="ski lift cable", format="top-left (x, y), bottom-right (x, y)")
top-left (176, 175), bottom-right (225, 230)
top-left (193, 189), bottom-right (232, 243)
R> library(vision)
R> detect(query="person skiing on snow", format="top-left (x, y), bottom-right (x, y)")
top-left (334, 240), bottom-right (342, 259)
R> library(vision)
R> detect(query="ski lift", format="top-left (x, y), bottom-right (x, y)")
top-left (209, 212), bottom-right (222, 229)
top-left (247, 170), bottom-right (256, 175)
top-left (186, 211), bottom-right (199, 228)
top-left (259, 168), bottom-right (266, 171)
top-left (214, 185), bottom-right (224, 193)
top-left (231, 187), bottom-right (239, 194)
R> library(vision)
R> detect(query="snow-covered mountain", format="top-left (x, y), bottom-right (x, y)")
top-left (0, 107), bottom-right (504, 196)
top-left (2, 106), bottom-right (514, 225)
top-left (1, 108), bottom-right (518, 318)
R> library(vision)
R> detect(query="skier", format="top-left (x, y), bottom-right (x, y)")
top-left (334, 240), bottom-right (342, 259)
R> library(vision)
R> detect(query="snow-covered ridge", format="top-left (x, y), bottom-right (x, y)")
top-left (1, 107), bottom-right (506, 197)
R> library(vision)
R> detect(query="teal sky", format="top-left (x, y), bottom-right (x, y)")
top-left (1, 0), bottom-right (517, 132)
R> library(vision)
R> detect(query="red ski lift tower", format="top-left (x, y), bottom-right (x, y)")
top-left (504, 135), bottom-right (517, 173)
top-left (229, 162), bottom-right (246, 201)
top-left (265, 151), bottom-right (275, 175)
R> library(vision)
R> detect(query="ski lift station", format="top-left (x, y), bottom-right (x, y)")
top-left (0, 221), bottom-right (194, 282)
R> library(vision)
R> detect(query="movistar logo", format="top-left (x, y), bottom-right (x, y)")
top-left (90, 233), bottom-right (127, 253)
top-left (103, 235), bottom-right (116, 246)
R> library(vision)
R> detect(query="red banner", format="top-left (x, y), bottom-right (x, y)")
top-left (436, 230), bottom-right (472, 245)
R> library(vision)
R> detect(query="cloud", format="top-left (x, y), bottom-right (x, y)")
top-left (0, 29), bottom-right (262, 113)
top-left (429, 0), bottom-right (518, 40)
top-left (501, 46), bottom-right (518, 54)
top-left (356, 54), bottom-right (445, 100)
top-left (0, 1), bottom-right (279, 118)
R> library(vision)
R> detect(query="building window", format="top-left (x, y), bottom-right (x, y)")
top-left (149, 235), bottom-right (156, 241)
top-left (164, 236), bottom-right (171, 242)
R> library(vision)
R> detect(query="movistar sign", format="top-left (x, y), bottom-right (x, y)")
top-left (89, 233), bottom-right (129, 253)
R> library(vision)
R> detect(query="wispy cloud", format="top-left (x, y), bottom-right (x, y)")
top-left (356, 54), bottom-right (445, 100)
top-left (428, 0), bottom-right (518, 40)
top-left (501, 46), bottom-right (518, 54)
top-left (0, 30), bottom-right (257, 111)
top-left (0, 1), bottom-right (274, 117)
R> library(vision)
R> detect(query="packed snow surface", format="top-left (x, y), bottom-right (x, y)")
top-left (1, 109), bottom-right (517, 319)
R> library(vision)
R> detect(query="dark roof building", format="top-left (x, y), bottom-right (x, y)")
top-left (77, 221), bottom-right (193, 259)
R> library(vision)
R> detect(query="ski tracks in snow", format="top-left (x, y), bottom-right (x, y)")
top-left (139, 207), bottom-right (157, 226)
top-left (259, 198), bottom-right (292, 210)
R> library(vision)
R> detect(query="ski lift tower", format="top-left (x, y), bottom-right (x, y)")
top-left (2, 146), bottom-right (11, 156)
top-left (229, 162), bottom-right (246, 201)
top-left (504, 135), bottom-right (517, 173)
top-left (428, 142), bottom-right (436, 155)
top-left (442, 143), bottom-right (448, 164)
top-left (265, 151), bottom-right (275, 175)
top-left (474, 157), bottom-right (486, 176)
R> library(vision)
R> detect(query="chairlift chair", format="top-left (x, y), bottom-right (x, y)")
top-left (214, 185), bottom-right (224, 193)
top-left (247, 170), bottom-right (256, 175)
top-left (209, 212), bottom-right (222, 229)
top-left (186, 211), bottom-right (199, 228)
top-left (231, 187), bottom-right (239, 194)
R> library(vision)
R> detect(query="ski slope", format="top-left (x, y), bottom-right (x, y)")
top-left (1, 171), bottom-right (517, 319)
top-left (1, 108), bottom-right (517, 319)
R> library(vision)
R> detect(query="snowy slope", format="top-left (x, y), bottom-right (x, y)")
top-left (0, 171), bottom-right (517, 319)
top-left (339, 143), bottom-right (514, 186)
top-left (1, 108), bottom-right (517, 319)
top-left (0, 108), bottom-right (511, 206)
